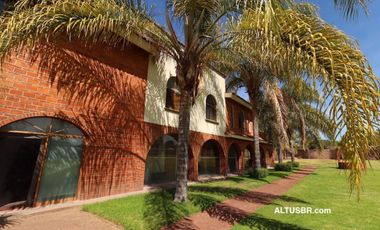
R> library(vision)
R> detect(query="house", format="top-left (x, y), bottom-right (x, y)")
top-left (0, 33), bottom-right (274, 208)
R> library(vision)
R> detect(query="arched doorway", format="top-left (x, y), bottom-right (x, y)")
top-left (228, 144), bottom-right (240, 173)
top-left (244, 147), bottom-right (253, 170)
top-left (198, 140), bottom-right (221, 175)
top-left (144, 135), bottom-right (177, 185)
top-left (0, 117), bottom-right (84, 207)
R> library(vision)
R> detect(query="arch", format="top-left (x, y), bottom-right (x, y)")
top-left (198, 139), bottom-right (223, 175)
top-left (260, 146), bottom-right (267, 168)
top-left (206, 94), bottom-right (217, 121)
top-left (243, 145), bottom-right (254, 170)
top-left (227, 143), bottom-right (240, 173)
top-left (0, 113), bottom-right (88, 136)
top-left (0, 117), bottom-right (84, 207)
top-left (144, 135), bottom-right (177, 185)
top-left (165, 76), bottom-right (181, 111)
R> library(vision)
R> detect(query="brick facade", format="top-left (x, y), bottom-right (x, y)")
top-left (0, 40), bottom-right (274, 205)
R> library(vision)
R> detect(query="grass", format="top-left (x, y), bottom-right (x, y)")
top-left (232, 159), bottom-right (380, 230)
top-left (82, 170), bottom-right (292, 230)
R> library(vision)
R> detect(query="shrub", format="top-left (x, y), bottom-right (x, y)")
top-left (338, 161), bottom-right (350, 169)
top-left (246, 167), bottom-right (268, 179)
top-left (274, 163), bottom-right (292, 172)
top-left (287, 161), bottom-right (300, 168)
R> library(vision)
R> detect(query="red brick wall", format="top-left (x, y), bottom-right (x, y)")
top-left (297, 148), bottom-right (338, 160)
top-left (225, 98), bottom-right (253, 136)
top-left (0, 40), bottom-right (153, 200)
top-left (0, 40), bottom-right (274, 203)
top-left (0, 40), bottom-right (240, 202)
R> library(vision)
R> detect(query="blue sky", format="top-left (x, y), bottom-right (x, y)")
top-left (308, 0), bottom-right (380, 77)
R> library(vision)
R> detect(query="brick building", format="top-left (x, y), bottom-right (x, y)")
top-left (0, 35), bottom-right (274, 208)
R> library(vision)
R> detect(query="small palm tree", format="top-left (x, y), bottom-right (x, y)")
top-left (271, 82), bottom-right (335, 162)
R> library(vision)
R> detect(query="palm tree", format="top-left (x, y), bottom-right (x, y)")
top-left (0, 0), bottom-right (377, 199)
top-left (237, 2), bottom-right (379, 194)
top-left (0, 0), bottom-right (260, 202)
top-left (333, 0), bottom-right (369, 19)
top-left (273, 81), bottom-right (335, 162)
top-left (223, 55), bottom-right (272, 169)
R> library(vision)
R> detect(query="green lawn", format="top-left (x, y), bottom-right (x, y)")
top-left (232, 160), bottom-right (380, 230)
top-left (83, 170), bottom-right (291, 230)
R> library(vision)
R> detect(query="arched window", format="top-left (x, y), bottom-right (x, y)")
top-left (144, 135), bottom-right (177, 185)
top-left (238, 111), bottom-right (245, 131)
top-left (206, 95), bottom-right (217, 121)
top-left (165, 77), bottom-right (181, 111)
top-left (244, 148), bottom-right (252, 170)
top-left (199, 140), bottom-right (221, 175)
top-left (0, 117), bottom-right (84, 206)
top-left (228, 144), bottom-right (239, 173)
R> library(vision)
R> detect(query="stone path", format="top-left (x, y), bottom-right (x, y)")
top-left (163, 166), bottom-right (316, 230)
top-left (0, 207), bottom-right (121, 230)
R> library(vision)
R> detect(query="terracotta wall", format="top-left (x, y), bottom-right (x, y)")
top-left (297, 148), bottom-right (338, 160)
top-left (225, 98), bottom-right (253, 136)
top-left (0, 40), bottom-right (275, 202)
top-left (0, 41), bottom-right (233, 200)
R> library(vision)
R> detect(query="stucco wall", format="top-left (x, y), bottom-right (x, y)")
top-left (144, 56), bottom-right (227, 136)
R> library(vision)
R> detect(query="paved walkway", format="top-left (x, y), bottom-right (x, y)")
top-left (0, 207), bottom-right (121, 230)
top-left (163, 166), bottom-right (316, 230)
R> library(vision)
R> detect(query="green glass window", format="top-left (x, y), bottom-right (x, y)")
top-left (244, 148), bottom-right (252, 169)
top-left (165, 77), bottom-right (181, 111)
top-left (206, 95), bottom-right (217, 121)
top-left (0, 117), bottom-right (84, 205)
top-left (228, 145), bottom-right (239, 173)
top-left (37, 137), bottom-right (83, 202)
top-left (199, 141), bottom-right (220, 175)
top-left (144, 135), bottom-right (177, 185)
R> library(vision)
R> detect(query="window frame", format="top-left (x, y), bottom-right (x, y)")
top-left (165, 76), bottom-right (181, 112)
top-left (205, 94), bottom-right (217, 123)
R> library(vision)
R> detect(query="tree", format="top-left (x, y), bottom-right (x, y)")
top-left (271, 81), bottom-right (335, 162)
top-left (0, 0), bottom-right (377, 199)
top-left (0, 0), bottom-right (255, 202)
top-left (237, 2), bottom-right (379, 195)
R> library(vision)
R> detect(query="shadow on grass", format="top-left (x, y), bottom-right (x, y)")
top-left (143, 190), bottom-right (190, 230)
top-left (277, 195), bottom-right (310, 204)
top-left (190, 186), bottom-right (248, 199)
top-left (268, 172), bottom-right (290, 178)
top-left (225, 177), bottom-right (247, 183)
top-left (143, 173), bottom-right (311, 229)
top-left (238, 213), bottom-right (311, 230)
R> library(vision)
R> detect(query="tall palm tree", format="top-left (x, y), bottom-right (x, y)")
top-left (237, 3), bottom-right (379, 194)
top-left (0, 0), bottom-right (377, 199)
top-left (273, 81), bottom-right (335, 162)
top-left (223, 55), bottom-right (274, 169)
top-left (0, 0), bottom-right (262, 202)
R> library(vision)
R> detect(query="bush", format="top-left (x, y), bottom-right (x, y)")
top-left (274, 163), bottom-right (292, 172)
top-left (287, 161), bottom-right (300, 168)
top-left (338, 161), bottom-right (350, 169)
top-left (246, 168), bottom-right (268, 179)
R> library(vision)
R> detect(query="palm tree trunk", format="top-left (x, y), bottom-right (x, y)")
top-left (174, 90), bottom-right (192, 202)
top-left (277, 147), bottom-right (283, 163)
top-left (289, 142), bottom-right (295, 162)
top-left (251, 99), bottom-right (261, 169)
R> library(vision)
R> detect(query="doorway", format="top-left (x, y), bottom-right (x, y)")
top-left (0, 135), bottom-right (41, 207)
top-left (0, 117), bottom-right (84, 208)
